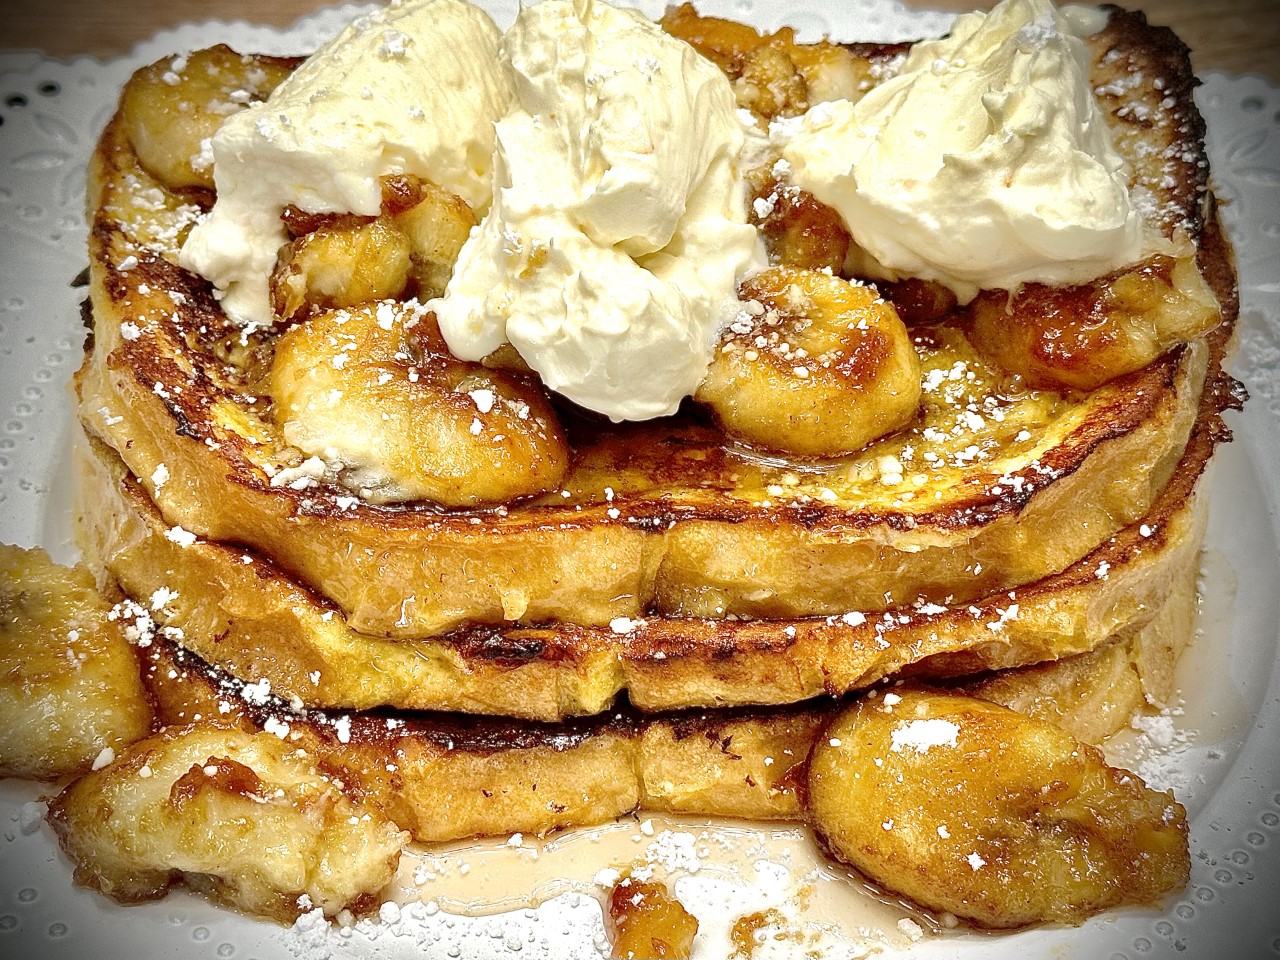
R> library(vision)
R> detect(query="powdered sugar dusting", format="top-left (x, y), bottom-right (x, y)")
top-left (1129, 708), bottom-right (1196, 791)
top-left (890, 719), bottom-right (960, 754)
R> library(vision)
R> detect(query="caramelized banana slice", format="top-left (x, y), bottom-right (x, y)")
top-left (736, 41), bottom-right (809, 119)
top-left (0, 545), bottom-right (152, 780)
top-left (391, 178), bottom-right (477, 301)
top-left (120, 46), bottom-right (293, 192)
top-left (807, 689), bottom-right (1189, 927)
top-left (270, 302), bottom-right (569, 506)
top-left (47, 723), bottom-right (405, 921)
top-left (697, 267), bottom-right (921, 456)
top-left (968, 255), bottom-right (1220, 391)
top-left (748, 178), bottom-right (851, 273)
top-left (269, 176), bottom-right (474, 321)
top-left (270, 216), bottom-right (413, 322)
top-left (607, 876), bottom-right (699, 960)
top-left (661, 4), bottom-right (864, 117)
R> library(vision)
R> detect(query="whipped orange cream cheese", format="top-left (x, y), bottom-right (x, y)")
top-left (782, 0), bottom-right (1141, 303)
top-left (179, 0), bottom-right (512, 325)
top-left (433, 0), bottom-right (760, 421)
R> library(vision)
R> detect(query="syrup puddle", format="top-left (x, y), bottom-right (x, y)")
top-left (388, 813), bottom-right (944, 956)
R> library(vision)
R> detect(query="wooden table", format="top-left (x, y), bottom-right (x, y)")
top-left (4, 0), bottom-right (1278, 83)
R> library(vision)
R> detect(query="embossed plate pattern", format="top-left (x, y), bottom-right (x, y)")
top-left (0, 2), bottom-right (1277, 957)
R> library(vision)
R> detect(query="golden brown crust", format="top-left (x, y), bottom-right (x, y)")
top-left (78, 337), bottom-right (1226, 718)
top-left (1094, 7), bottom-right (1210, 248)
top-left (957, 552), bottom-right (1199, 744)
top-left (134, 533), bottom-right (1198, 846)
top-left (138, 638), bottom-right (822, 841)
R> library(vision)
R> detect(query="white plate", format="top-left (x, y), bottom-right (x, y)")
top-left (1, 3), bottom-right (1279, 958)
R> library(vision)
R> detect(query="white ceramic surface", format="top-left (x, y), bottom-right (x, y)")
top-left (0, 2), bottom-right (1278, 957)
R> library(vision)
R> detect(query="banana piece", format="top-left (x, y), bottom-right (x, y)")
top-left (0, 545), bottom-right (152, 780)
top-left (120, 46), bottom-right (292, 192)
top-left (968, 254), bottom-right (1220, 391)
top-left (806, 688), bottom-right (1189, 927)
top-left (660, 4), bottom-right (866, 118)
top-left (748, 177), bottom-right (852, 273)
top-left (270, 216), bottom-right (413, 322)
top-left (269, 301), bottom-right (569, 507)
top-left (697, 266), bottom-right (921, 456)
top-left (392, 178), bottom-right (478, 301)
top-left (47, 723), bottom-right (405, 922)
top-left (269, 176), bottom-right (475, 321)
top-left (606, 876), bottom-right (698, 959)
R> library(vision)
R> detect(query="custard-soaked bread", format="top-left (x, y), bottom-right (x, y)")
top-left (139, 638), bottom-right (822, 841)
top-left (0, 545), bottom-right (151, 780)
top-left (52, 0), bottom-right (1238, 938)
top-left (47, 723), bottom-right (406, 921)
top-left (78, 8), bottom-right (1235, 645)
top-left (957, 573), bottom-right (1197, 745)
top-left (807, 690), bottom-right (1189, 927)
top-left (78, 361), bottom-right (1220, 718)
top-left (135, 633), bottom-right (1192, 924)
top-left (137, 537), bottom-right (1196, 847)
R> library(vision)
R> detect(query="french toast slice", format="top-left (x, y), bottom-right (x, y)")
top-left (133, 546), bottom-right (1200, 847)
top-left (76, 8), bottom-right (1233, 645)
top-left (78, 352), bottom-right (1226, 719)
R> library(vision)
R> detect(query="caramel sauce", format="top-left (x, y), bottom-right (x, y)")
top-left (607, 876), bottom-right (698, 959)
top-left (169, 756), bottom-right (264, 806)
top-left (388, 814), bottom-right (941, 954)
top-left (730, 908), bottom-right (784, 957)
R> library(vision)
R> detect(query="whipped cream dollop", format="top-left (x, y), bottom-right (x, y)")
top-left (431, 0), bottom-right (761, 421)
top-left (782, 0), bottom-right (1140, 302)
top-left (179, 0), bottom-right (512, 325)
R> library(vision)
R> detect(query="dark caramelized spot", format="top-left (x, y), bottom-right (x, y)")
top-left (831, 325), bottom-right (891, 389)
top-left (750, 179), bottom-right (850, 272)
top-left (1011, 262), bottom-right (1181, 371)
top-left (280, 206), bottom-right (369, 238)
top-left (170, 756), bottom-right (266, 807)
top-left (879, 278), bottom-right (959, 326)
top-left (379, 174), bottom-right (426, 216)
top-left (736, 271), bottom-right (890, 390)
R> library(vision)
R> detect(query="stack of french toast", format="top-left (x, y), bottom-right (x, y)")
top-left (0, 0), bottom-right (1245, 948)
